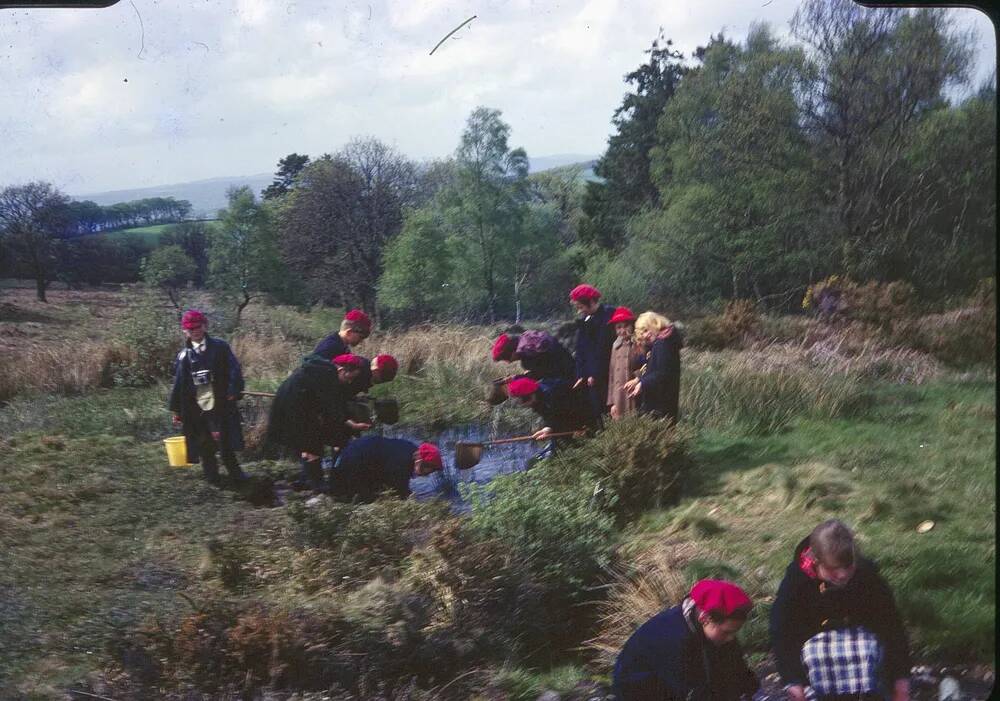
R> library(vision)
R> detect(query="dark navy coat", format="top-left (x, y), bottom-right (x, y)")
top-left (613, 603), bottom-right (758, 701)
top-left (266, 355), bottom-right (351, 455)
top-left (168, 336), bottom-right (244, 462)
top-left (312, 332), bottom-right (349, 361)
top-left (329, 436), bottom-right (416, 502)
top-left (535, 378), bottom-right (597, 433)
top-left (769, 536), bottom-right (911, 688)
top-left (638, 329), bottom-right (682, 422)
top-left (574, 303), bottom-right (615, 384)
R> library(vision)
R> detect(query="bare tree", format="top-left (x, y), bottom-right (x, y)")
top-left (0, 182), bottom-right (72, 301)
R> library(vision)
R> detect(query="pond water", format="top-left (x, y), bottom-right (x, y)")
top-left (379, 422), bottom-right (543, 512)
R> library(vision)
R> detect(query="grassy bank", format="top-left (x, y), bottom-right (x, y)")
top-left (0, 290), bottom-right (994, 699)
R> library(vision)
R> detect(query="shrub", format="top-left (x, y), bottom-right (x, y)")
top-left (286, 496), bottom-right (453, 586)
top-left (464, 475), bottom-right (617, 651)
top-left (543, 415), bottom-right (696, 518)
top-left (107, 286), bottom-right (180, 386)
top-left (684, 299), bottom-right (760, 350)
top-left (803, 276), bottom-right (915, 328)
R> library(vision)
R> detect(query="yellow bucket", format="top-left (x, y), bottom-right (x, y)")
top-left (163, 436), bottom-right (192, 467)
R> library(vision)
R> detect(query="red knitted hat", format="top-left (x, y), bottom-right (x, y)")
top-left (181, 309), bottom-right (207, 329)
top-left (689, 579), bottom-right (753, 617)
top-left (373, 354), bottom-right (398, 382)
top-left (569, 284), bottom-right (601, 302)
top-left (506, 377), bottom-right (540, 397)
top-left (417, 443), bottom-right (443, 470)
top-left (492, 333), bottom-right (518, 362)
top-left (608, 306), bottom-right (637, 324)
top-left (344, 309), bottom-right (372, 332)
top-left (332, 353), bottom-right (364, 368)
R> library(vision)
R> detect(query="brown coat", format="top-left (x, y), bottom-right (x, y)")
top-left (607, 337), bottom-right (642, 418)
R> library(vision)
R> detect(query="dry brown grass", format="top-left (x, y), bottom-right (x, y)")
top-left (363, 325), bottom-right (496, 375)
top-left (584, 541), bottom-right (698, 668)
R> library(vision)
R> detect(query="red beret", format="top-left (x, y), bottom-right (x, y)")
top-left (344, 309), bottom-right (372, 331)
top-left (570, 284), bottom-right (601, 302)
top-left (181, 309), bottom-right (207, 329)
top-left (506, 377), bottom-right (540, 397)
top-left (417, 443), bottom-right (443, 470)
top-left (608, 306), bottom-right (637, 325)
top-left (373, 354), bottom-right (398, 381)
top-left (332, 353), bottom-right (364, 368)
top-left (689, 579), bottom-right (752, 617)
top-left (492, 333), bottom-right (518, 362)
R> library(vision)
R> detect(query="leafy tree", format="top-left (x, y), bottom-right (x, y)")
top-left (159, 221), bottom-right (210, 286)
top-left (0, 181), bottom-right (72, 301)
top-left (578, 31), bottom-right (686, 250)
top-left (142, 244), bottom-right (196, 309)
top-left (210, 186), bottom-right (287, 324)
top-left (261, 153), bottom-right (310, 201)
top-left (378, 209), bottom-right (456, 321)
top-left (647, 27), bottom-right (823, 305)
top-left (791, 0), bottom-right (974, 281)
top-left (441, 106), bottom-right (530, 322)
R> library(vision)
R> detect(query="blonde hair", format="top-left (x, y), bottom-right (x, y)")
top-left (635, 311), bottom-right (672, 336)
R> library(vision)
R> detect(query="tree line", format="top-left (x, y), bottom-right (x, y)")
top-left (2, 0), bottom-right (993, 318)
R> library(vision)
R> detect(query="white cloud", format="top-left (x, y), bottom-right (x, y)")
top-left (0, 0), bottom-right (992, 193)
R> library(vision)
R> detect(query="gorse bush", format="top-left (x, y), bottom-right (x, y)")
top-left (286, 495), bottom-right (452, 585)
top-left (684, 299), bottom-right (760, 350)
top-left (543, 415), bottom-right (696, 518)
top-left (466, 474), bottom-right (616, 595)
top-left (803, 276), bottom-right (916, 328)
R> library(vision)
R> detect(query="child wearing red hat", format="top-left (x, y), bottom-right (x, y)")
top-left (606, 306), bottom-right (643, 420)
top-left (613, 579), bottom-right (759, 701)
top-left (312, 309), bottom-right (373, 361)
top-left (169, 310), bottom-right (247, 486)
top-left (266, 352), bottom-right (370, 492)
top-left (328, 436), bottom-right (443, 502)
top-left (492, 329), bottom-right (575, 383)
top-left (506, 375), bottom-right (595, 461)
top-left (569, 284), bottom-right (615, 424)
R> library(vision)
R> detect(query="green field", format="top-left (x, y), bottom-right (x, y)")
top-left (97, 220), bottom-right (220, 248)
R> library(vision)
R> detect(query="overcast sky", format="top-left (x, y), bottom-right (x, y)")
top-left (0, 0), bottom-right (994, 195)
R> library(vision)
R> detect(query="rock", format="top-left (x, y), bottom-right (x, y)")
top-left (939, 676), bottom-right (961, 701)
top-left (537, 692), bottom-right (561, 701)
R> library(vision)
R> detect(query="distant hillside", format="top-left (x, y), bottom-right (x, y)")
top-left (75, 155), bottom-right (601, 217)
top-left (76, 173), bottom-right (273, 219)
top-left (527, 154), bottom-right (599, 174)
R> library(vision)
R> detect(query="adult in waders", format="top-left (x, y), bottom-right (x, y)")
top-left (505, 376), bottom-right (594, 462)
top-left (605, 306), bottom-right (643, 420)
top-left (570, 284), bottom-right (615, 425)
top-left (329, 437), bottom-right (443, 503)
top-left (266, 353), bottom-right (370, 492)
top-left (770, 519), bottom-right (911, 701)
top-left (613, 579), bottom-right (759, 701)
top-left (491, 330), bottom-right (576, 383)
top-left (624, 311), bottom-right (682, 425)
top-left (312, 309), bottom-right (372, 360)
top-left (169, 310), bottom-right (247, 486)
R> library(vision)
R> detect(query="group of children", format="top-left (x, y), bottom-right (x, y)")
top-left (490, 283), bottom-right (682, 453)
top-left (168, 291), bottom-right (913, 701)
top-left (616, 519), bottom-right (912, 701)
top-left (169, 307), bottom-right (442, 500)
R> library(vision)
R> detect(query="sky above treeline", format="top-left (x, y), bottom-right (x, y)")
top-left (0, 0), bottom-right (995, 195)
